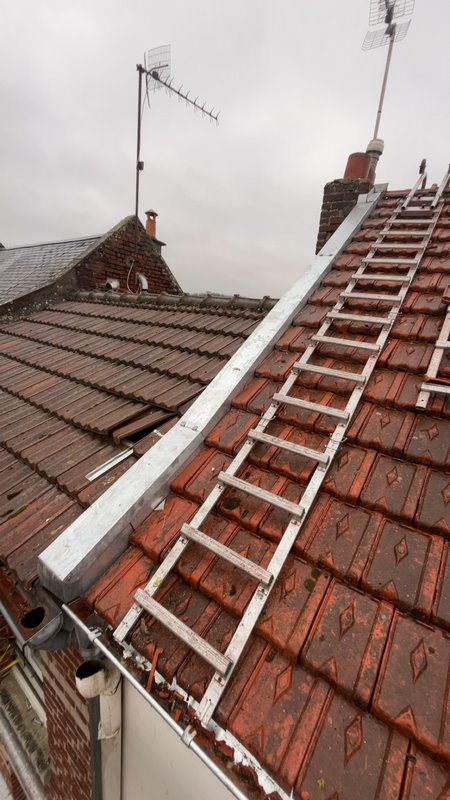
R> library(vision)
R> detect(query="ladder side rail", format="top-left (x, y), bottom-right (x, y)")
top-left (431, 167), bottom-right (450, 208)
top-left (402, 171), bottom-right (428, 209)
top-left (417, 308), bottom-right (450, 409)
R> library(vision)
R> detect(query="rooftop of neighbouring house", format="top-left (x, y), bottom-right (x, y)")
top-left (84, 185), bottom-right (450, 799)
top-left (0, 236), bottom-right (101, 307)
top-left (0, 212), bottom-right (182, 311)
top-left (0, 289), bottom-right (273, 620)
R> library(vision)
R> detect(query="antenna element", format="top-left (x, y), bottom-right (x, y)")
top-left (363, 1), bottom-right (415, 139)
top-left (134, 45), bottom-right (220, 250)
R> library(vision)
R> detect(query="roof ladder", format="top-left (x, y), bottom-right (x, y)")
top-left (415, 165), bottom-right (450, 409)
top-left (416, 305), bottom-right (450, 408)
top-left (113, 165), bottom-right (448, 735)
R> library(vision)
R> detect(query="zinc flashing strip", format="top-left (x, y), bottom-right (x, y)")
top-left (38, 185), bottom-right (386, 601)
top-left (85, 448), bottom-right (134, 482)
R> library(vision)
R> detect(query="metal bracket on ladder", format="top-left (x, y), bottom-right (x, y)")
top-left (113, 164), bottom-right (448, 732)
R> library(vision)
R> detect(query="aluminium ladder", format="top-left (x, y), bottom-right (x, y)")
top-left (416, 167), bottom-right (450, 410)
top-left (416, 305), bottom-right (450, 410)
top-left (114, 166), bottom-right (448, 732)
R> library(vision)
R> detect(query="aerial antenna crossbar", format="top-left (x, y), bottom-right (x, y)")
top-left (133, 45), bottom-right (220, 259)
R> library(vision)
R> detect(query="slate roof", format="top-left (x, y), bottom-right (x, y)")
top-left (85, 188), bottom-right (450, 799)
top-left (0, 292), bottom-right (269, 597)
top-left (0, 237), bottom-right (100, 307)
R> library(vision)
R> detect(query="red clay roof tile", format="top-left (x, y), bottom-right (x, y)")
top-left (432, 542), bottom-right (450, 630)
top-left (359, 454), bottom-right (427, 524)
top-left (372, 611), bottom-right (450, 760)
top-left (361, 519), bottom-right (443, 618)
top-left (415, 470), bottom-right (450, 536)
top-left (228, 656), bottom-right (324, 781)
top-left (302, 580), bottom-right (393, 707)
top-left (298, 495), bottom-right (381, 584)
top-left (291, 694), bottom-right (408, 800)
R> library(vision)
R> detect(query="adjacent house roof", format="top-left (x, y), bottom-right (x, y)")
top-left (0, 291), bottom-right (270, 612)
top-left (85, 186), bottom-right (450, 798)
top-left (0, 236), bottom-right (100, 307)
top-left (0, 213), bottom-right (183, 311)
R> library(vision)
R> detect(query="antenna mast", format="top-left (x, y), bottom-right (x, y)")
top-left (363, 0), bottom-right (415, 140)
top-left (134, 45), bottom-right (219, 241)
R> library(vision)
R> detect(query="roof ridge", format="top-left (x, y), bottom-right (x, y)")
top-left (1, 235), bottom-right (101, 252)
top-left (74, 289), bottom-right (277, 314)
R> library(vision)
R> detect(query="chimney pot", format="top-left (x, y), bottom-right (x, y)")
top-left (145, 209), bottom-right (158, 238)
top-left (343, 152), bottom-right (372, 182)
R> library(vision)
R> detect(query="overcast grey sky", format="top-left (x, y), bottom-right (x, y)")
top-left (1, 1), bottom-right (449, 297)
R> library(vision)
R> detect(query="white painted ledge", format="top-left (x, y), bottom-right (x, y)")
top-left (38, 186), bottom-right (386, 601)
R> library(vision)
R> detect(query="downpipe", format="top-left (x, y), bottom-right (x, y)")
top-left (75, 658), bottom-right (122, 800)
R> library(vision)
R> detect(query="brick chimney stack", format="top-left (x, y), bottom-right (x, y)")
top-left (316, 139), bottom-right (384, 254)
top-left (145, 209), bottom-right (158, 238)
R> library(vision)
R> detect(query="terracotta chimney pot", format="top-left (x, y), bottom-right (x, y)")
top-left (343, 152), bottom-right (372, 182)
top-left (145, 209), bottom-right (158, 238)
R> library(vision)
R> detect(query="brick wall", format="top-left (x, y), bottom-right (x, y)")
top-left (42, 649), bottom-right (93, 800)
top-left (76, 216), bottom-right (182, 296)
top-left (315, 178), bottom-right (372, 253)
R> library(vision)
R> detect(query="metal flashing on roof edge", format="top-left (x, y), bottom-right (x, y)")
top-left (38, 185), bottom-right (386, 602)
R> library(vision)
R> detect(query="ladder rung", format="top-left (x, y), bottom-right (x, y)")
top-left (363, 257), bottom-right (418, 265)
top-left (351, 273), bottom-right (409, 283)
top-left (389, 219), bottom-right (434, 225)
top-left (181, 524), bottom-right (273, 586)
top-left (340, 291), bottom-right (402, 303)
top-left (373, 243), bottom-right (423, 250)
top-left (436, 341), bottom-right (450, 349)
top-left (293, 361), bottom-right (366, 383)
top-left (312, 334), bottom-right (380, 352)
top-left (218, 472), bottom-right (305, 519)
top-left (272, 392), bottom-right (349, 420)
top-left (419, 382), bottom-right (450, 396)
top-left (327, 311), bottom-right (390, 326)
top-left (379, 230), bottom-right (429, 237)
top-left (134, 588), bottom-right (233, 676)
top-left (248, 429), bottom-right (329, 464)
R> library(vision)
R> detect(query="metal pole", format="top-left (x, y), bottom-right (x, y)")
top-left (134, 65), bottom-right (144, 251)
top-left (373, 29), bottom-right (395, 140)
top-left (0, 704), bottom-right (46, 800)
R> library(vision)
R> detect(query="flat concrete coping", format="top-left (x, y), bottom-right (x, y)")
top-left (38, 186), bottom-right (386, 601)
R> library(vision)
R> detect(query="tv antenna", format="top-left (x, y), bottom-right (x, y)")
top-left (134, 45), bottom-right (220, 239)
top-left (363, 1), bottom-right (415, 139)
